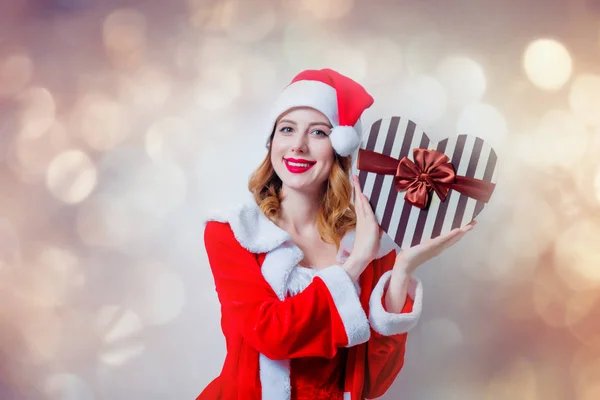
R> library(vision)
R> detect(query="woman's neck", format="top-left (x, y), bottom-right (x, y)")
top-left (277, 187), bottom-right (322, 236)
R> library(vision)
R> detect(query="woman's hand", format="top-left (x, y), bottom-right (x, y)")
top-left (343, 175), bottom-right (382, 281)
top-left (393, 220), bottom-right (477, 276)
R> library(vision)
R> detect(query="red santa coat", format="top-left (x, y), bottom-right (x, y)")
top-left (197, 202), bottom-right (423, 400)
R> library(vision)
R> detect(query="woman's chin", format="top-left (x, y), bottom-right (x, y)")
top-left (281, 177), bottom-right (323, 193)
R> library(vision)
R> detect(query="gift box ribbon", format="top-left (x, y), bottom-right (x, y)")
top-left (357, 148), bottom-right (496, 209)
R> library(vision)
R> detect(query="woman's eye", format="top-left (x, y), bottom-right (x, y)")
top-left (279, 127), bottom-right (293, 133)
top-left (312, 129), bottom-right (328, 136)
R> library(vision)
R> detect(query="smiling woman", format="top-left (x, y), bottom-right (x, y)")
top-left (197, 68), bottom-right (473, 400)
top-left (273, 108), bottom-right (333, 182)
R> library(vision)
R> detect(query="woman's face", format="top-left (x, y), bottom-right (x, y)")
top-left (270, 107), bottom-right (335, 194)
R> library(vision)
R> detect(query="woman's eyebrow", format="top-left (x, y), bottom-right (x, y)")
top-left (307, 122), bottom-right (332, 129)
top-left (277, 119), bottom-right (332, 129)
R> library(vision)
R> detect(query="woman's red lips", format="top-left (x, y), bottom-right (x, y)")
top-left (284, 158), bottom-right (316, 174)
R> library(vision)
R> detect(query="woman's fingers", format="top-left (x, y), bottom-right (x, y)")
top-left (427, 227), bottom-right (463, 248)
top-left (361, 193), bottom-right (377, 222)
top-left (353, 175), bottom-right (365, 218)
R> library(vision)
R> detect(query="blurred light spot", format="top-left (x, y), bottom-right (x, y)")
top-left (132, 262), bottom-right (186, 325)
top-left (45, 373), bottom-right (94, 400)
top-left (46, 150), bottom-right (97, 204)
top-left (103, 9), bottom-right (147, 68)
top-left (96, 306), bottom-right (145, 365)
top-left (195, 36), bottom-right (245, 69)
top-left (420, 318), bottom-right (463, 351)
top-left (533, 267), bottom-right (572, 328)
top-left (195, 64), bottom-right (241, 110)
top-left (456, 103), bottom-right (508, 151)
top-left (515, 110), bottom-right (588, 169)
top-left (21, 311), bottom-right (62, 365)
top-left (83, 149), bottom-right (187, 250)
top-left (581, 385), bottom-right (600, 400)
top-left (568, 74), bottom-right (600, 126)
top-left (76, 93), bottom-right (131, 151)
top-left (498, 287), bottom-right (537, 321)
top-left (187, 0), bottom-right (218, 29)
top-left (404, 31), bottom-right (446, 75)
top-left (485, 358), bottom-right (538, 399)
top-left (99, 342), bottom-right (146, 366)
top-left (301, 0), bottom-right (354, 19)
top-left (282, 19), bottom-right (336, 71)
top-left (175, 40), bottom-right (197, 73)
top-left (555, 219), bottom-right (600, 291)
top-left (221, 0), bottom-right (275, 43)
top-left (571, 347), bottom-right (600, 399)
top-left (323, 46), bottom-right (367, 81)
top-left (485, 196), bottom-right (556, 284)
top-left (523, 39), bottom-right (572, 91)
top-left (566, 291), bottom-right (600, 349)
top-left (0, 219), bottom-right (20, 273)
top-left (0, 52), bottom-right (34, 98)
top-left (358, 36), bottom-right (403, 86)
top-left (436, 56), bottom-right (486, 109)
top-left (145, 117), bottom-right (193, 163)
top-left (18, 87), bottom-right (56, 139)
top-left (18, 246), bottom-right (81, 308)
top-left (594, 167), bottom-right (600, 204)
top-left (396, 75), bottom-right (447, 128)
top-left (118, 66), bottom-right (172, 111)
top-left (238, 55), bottom-right (279, 99)
top-left (419, 386), bottom-right (478, 400)
top-left (10, 122), bottom-right (71, 182)
top-left (76, 194), bottom-right (133, 248)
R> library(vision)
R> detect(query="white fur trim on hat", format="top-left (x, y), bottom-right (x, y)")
top-left (267, 80), bottom-right (363, 156)
top-left (329, 125), bottom-right (361, 157)
top-left (269, 80), bottom-right (339, 127)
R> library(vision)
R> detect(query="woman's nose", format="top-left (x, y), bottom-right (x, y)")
top-left (291, 133), bottom-right (308, 153)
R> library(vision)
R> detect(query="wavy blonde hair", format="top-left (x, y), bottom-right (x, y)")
top-left (248, 132), bottom-right (357, 249)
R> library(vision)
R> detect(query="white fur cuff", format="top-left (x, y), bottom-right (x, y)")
top-left (368, 271), bottom-right (423, 336)
top-left (316, 266), bottom-right (371, 347)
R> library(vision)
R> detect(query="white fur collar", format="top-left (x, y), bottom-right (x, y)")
top-left (205, 201), bottom-right (290, 254)
top-left (204, 200), bottom-right (399, 260)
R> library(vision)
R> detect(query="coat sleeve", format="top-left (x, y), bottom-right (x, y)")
top-left (363, 251), bottom-right (423, 399)
top-left (204, 221), bottom-right (371, 361)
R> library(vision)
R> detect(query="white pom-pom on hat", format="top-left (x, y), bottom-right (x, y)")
top-left (329, 125), bottom-right (361, 157)
top-left (266, 68), bottom-right (373, 156)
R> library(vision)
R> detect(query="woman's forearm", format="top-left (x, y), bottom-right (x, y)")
top-left (384, 263), bottom-right (412, 313)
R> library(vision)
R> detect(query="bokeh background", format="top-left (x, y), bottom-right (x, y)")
top-left (1, 0), bottom-right (600, 398)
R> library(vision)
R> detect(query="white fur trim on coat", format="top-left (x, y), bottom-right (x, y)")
top-left (315, 266), bottom-right (371, 347)
top-left (259, 355), bottom-right (290, 400)
top-left (368, 270), bottom-right (423, 336)
top-left (204, 202), bottom-right (290, 254)
top-left (287, 266), bottom-right (361, 298)
top-left (261, 243), bottom-right (304, 301)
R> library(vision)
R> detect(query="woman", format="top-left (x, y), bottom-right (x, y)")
top-left (198, 69), bottom-right (474, 399)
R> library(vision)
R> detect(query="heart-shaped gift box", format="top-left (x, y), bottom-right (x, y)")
top-left (356, 117), bottom-right (498, 249)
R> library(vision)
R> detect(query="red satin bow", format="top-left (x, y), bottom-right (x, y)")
top-left (357, 148), bottom-right (495, 209)
top-left (395, 148), bottom-right (455, 209)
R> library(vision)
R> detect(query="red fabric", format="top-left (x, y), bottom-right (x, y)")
top-left (289, 68), bottom-right (374, 126)
top-left (290, 348), bottom-right (347, 400)
top-left (196, 221), bottom-right (414, 400)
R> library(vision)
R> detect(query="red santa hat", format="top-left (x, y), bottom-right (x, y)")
top-left (267, 68), bottom-right (374, 157)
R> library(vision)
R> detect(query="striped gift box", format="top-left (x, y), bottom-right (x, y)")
top-left (355, 116), bottom-right (498, 250)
